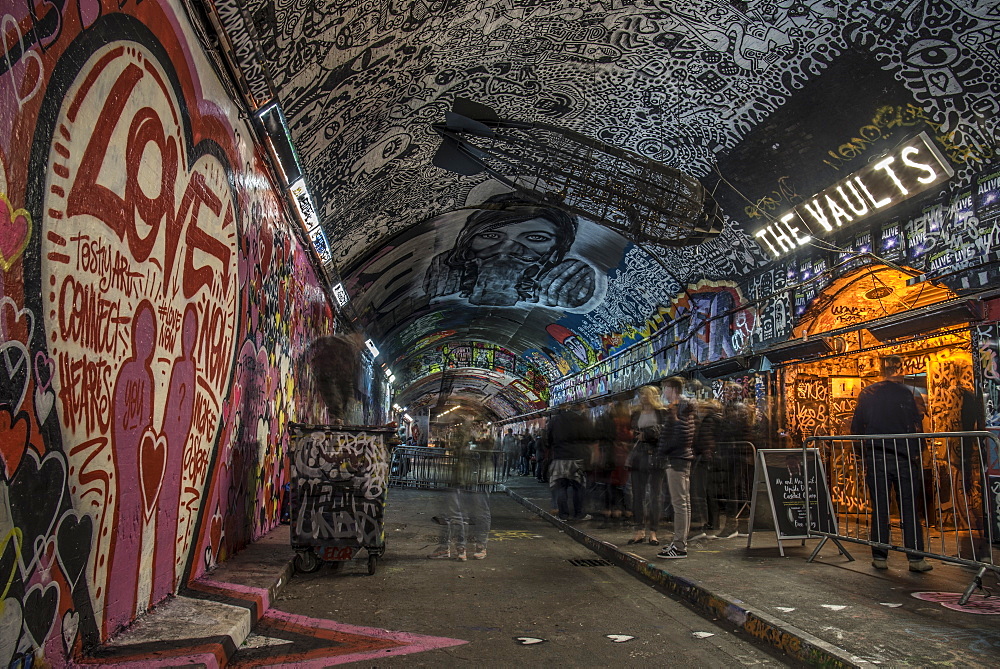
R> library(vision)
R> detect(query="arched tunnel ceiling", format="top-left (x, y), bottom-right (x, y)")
top-left (216, 1), bottom-right (1000, 416)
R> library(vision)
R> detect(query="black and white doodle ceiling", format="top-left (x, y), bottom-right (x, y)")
top-left (212, 0), bottom-right (1000, 414)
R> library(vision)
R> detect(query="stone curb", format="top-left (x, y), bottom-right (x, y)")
top-left (504, 487), bottom-right (868, 668)
top-left (80, 531), bottom-right (297, 667)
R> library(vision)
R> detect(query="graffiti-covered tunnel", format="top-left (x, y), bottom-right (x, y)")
top-left (2, 0), bottom-right (1000, 664)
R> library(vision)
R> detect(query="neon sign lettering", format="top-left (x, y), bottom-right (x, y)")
top-left (755, 132), bottom-right (953, 258)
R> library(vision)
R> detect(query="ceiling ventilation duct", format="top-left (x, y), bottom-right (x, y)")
top-left (432, 98), bottom-right (725, 247)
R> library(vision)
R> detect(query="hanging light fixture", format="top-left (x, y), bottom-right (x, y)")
top-left (431, 98), bottom-right (725, 247)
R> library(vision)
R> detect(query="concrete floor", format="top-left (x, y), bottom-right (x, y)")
top-left (251, 489), bottom-right (790, 667)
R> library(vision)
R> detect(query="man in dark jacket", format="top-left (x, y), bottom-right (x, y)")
top-left (690, 398), bottom-right (722, 539)
top-left (851, 355), bottom-right (932, 572)
top-left (656, 377), bottom-right (696, 559)
top-left (547, 403), bottom-right (593, 521)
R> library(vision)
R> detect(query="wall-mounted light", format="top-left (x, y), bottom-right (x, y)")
top-left (332, 282), bottom-right (350, 307)
top-left (364, 339), bottom-right (380, 357)
top-left (388, 374), bottom-right (396, 384)
top-left (257, 103), bottom-right (301, 185)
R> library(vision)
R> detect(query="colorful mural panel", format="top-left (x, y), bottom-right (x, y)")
top-left (0, 1), bottom-right (342, 663)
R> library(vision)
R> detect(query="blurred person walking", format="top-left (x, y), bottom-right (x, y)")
top-left (690, 397), bottom-right (722, 540)
top-left (656, 377), bottom-right (696, 559)
top-left (519, 431), bottom-right (535, 476)
top-left (594, 401), bottom-right (631, 527)
top-left (501, 428), bottom-right (519, 477)
top-left (627, 386), bottom-right (668, 546)
top-left (548, 402), bottom-right (593, 521)
top-left (428, 441), bottom-right (492, 560)
top-left (715, 384), bottom-right (754, 539)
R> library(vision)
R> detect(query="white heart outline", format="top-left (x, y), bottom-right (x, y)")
top-left (0, 597), bottom-right (22, 666)
top-left (34, 384), bottom-right (55, 424)
top-left (17, 450), bottom-right (66, 573)
top-left (0, 295), bottom-right (36, 344)
top-left (1, 14), bottom-right (45, 111)
top-left (0, 340), bottom-right (29, 412)
top-left (62, 609), bottom-right (80, 655)
top-left (55, 508), bottom-right (95, 590)
top-left (0, 295), bottom-right (35, 413)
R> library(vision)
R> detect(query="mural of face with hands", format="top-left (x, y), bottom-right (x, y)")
top-left (424, 194), bottom-right (596, 308)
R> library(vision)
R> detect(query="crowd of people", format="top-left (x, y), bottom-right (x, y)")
top-left (426, 355), bottom-right (987, 572)
top-left (492, 378), bottom-right (756, 560)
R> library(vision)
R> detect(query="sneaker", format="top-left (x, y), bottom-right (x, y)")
top-left (428, 547), bottom-right (450, 559)
top-left (473, 544), bottom-right (487, 560)
top-left (573, 514), bottom-right (593, 521)
top-left (717, 530), bottom-right (739, 539)
top-left (656, 544), bottom-right (687, 559)
top-left (455, 547), bottom-right (468, 561)
top-left (688, 531), bottom-right (707, 542)
top-left (871, 559), bottom-right (888, 570)
top-left (908, 559), bottom-right (933, 572)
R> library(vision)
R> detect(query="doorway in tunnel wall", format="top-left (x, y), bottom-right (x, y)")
top-left (779, 333), bottom-right (978, 444)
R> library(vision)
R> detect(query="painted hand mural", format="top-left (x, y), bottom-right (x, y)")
top-left (423, 195), bottom-right (597, 308)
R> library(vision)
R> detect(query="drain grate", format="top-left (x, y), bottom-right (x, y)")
top-left (568, 558), bottom-right (614, 567)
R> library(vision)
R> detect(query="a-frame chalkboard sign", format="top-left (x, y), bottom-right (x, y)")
top-left (747, 448), bottom-right (853, 559)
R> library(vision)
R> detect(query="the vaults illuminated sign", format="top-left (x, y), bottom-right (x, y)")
top-left (755, 132), bottom-right (953, 258)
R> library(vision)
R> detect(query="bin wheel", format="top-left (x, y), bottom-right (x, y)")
top-left (367, 554), bottom-right (377, 575)
top-left (294, 550), bottom-right (321, 574)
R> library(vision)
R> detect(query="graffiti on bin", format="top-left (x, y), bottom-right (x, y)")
top-left (293, 487), bottom-right (383, 545)
top-left (291, 430), bottom-right (388, 546)
top-left (293, 431), bottom-right (389, 499)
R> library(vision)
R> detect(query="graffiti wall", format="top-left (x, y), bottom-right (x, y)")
top-left (978, 322), bottom-right (1000, 430)
top-left (0, 0), bottom-right (341, 663)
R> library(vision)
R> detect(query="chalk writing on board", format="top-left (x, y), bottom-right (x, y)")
top-left (761, 449), bottom-right (836, 538)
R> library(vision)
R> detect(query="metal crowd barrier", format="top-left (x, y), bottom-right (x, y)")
top-left (671, 441), bottom-right (756, 532)
top-left (804, 431), bottom-right (1000, 605)
top-left (388, 446), bottom-right (511, 493)
top-left (711, 441), bottom-right (757, 525)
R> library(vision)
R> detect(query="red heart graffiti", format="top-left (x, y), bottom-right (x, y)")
top-left (0, 194), bottom-right (32, 272)
top-left (208, 511), bottom-right (223, 565)
top-left (138, 430), bottom-right (167, 520)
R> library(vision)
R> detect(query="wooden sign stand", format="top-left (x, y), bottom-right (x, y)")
top-left (747, 448), bottom-right (853, 560)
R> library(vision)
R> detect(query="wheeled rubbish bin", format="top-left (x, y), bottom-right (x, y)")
top-left (287, 423), bottom-right (393, 574)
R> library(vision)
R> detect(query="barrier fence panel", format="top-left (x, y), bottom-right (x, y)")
top-left (804, 431), bottom-right (1000, 604)
top-left (709, 441), bottom-right (757, 531)
top-left (389, 446), bottom-right (511, 493)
